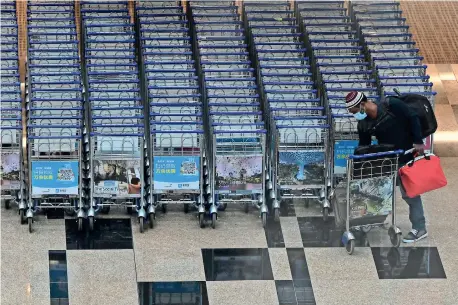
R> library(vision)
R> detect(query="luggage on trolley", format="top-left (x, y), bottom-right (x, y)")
top-left (333, 150), bottom-right (404, 255)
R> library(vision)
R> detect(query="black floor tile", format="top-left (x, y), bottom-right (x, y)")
top-left (265, 216), bottom-right (285, 248)
top-left (65, 218), bottom-right (133, 250)
top-left (278, 249), bottom-right (316, 305)
top-left (49, 250), bottom-right (69, 305)
top-left (371, 247), bottom-right (447, 279)
top-left (280, 199), bottom-right (296, 217)
top-left (202, 248), bottom-right (274, 281)
top-left (297, 217), bottom-right (369, 247)
top-left (46, 209), bottom-right (65, 219)
top-left (138, 282), bottom-right (209, 305)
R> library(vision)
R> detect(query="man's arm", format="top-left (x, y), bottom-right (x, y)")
top-left (388, 98), bottom-right (424, 144)
top-left (357, 121), bottom-right (372, 146)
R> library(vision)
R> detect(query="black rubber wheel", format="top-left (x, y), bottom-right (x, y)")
top-left (184, 203), bottom-right (189, 214)
top-left (139, 217), bottom-right (144, 233)
top-left (28, 217), bottom-right (33, 233)
top-left (64, 209), bottom-right (76, 217)
top-left (211, 213), bottom-right (216, 229)
top-left (218, 203), bottom-right (227, 211)
top-left (126, 207), bottom-right (133, 215)
top-left (274, 208), bottom-right (280, 222)
top-left (19, 209), bottom-right (26, 225)
top-left (101, 206), bottom-right (110, 214)
top-left (346, 239), bottom-right (355, 255)
top-left (161, 204), bottom-right (167, 214)
top-left (391, 232), bottom-right (402, 248)
top-left (148, 213), bottom-right (155, 229)
top-left (88, 216), bottom-right (94, 231)
top-left (199, 213), bottom-right (205, 228)
top-left (244, 202), bottom-right (249, 213)
top-left (261, 212), bottom-right (267, 228)
top-left (323, 207), bottom-right (329, 222)
top-left (5, 200), bottom-right (11, 209)
top-left (77, 218), bottom-right (83, 231)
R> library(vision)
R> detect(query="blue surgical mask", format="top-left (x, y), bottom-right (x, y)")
top-left (354, 112), bottom-right (367, 121)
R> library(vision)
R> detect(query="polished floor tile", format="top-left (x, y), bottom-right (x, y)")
top-left (283, 249), bottom-right (316, 304)
top-left (65, 218), bottom-right (133, 250)
top-left (371, 247), bottom-right (447, 279)
top-left (206, 281), bottom-right (279, 305)
top-left (297, 217), bottom-right (369, 247)
top-left (202, 248), bottom-right (274, 281)
top-left (137, 282), bottom-right (209, 305)
top-left (280, 199), bottom-right (296, 217)
top-left (46, 209), bottom-right (65, 220)
top-left (49, 250), bottom-right (69, 305)
top-left (264, 216), bottom-right (285, 248)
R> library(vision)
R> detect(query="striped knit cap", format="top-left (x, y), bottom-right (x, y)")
top-left (345, 91), bottom-right (365, 109)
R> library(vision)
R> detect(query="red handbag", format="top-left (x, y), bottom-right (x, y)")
top-left (398, 154), bottom-right (447, 198)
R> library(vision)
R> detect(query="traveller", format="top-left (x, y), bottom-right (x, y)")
top-left (345, 91), bottom-right (427, 243)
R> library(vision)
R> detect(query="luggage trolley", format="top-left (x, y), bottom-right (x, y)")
top-left (349, 1), bottom-right (437, 152)
top-left (1, 1), bottom-right (25, 212)
top-left (25, 1), bottom-right (85, 232)
top-left (340, 150), bottom-right (403, 255)
top-left (81, 1), bottom-right (147, 232)
top-left (188, 1), bottom-right (269, 228)
top-left (243, 1), bottom-right (331, 220)
top-left (136, 1), bottom-right (206, 229)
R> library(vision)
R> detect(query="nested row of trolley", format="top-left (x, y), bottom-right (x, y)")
top-left (349, 1), bottom-right (436, 152)
top-left (136, 0), bottom-right (206, 230)
top-left (187, 0), bottom-right (269, 227)
top-left (24, 1), bottom-right (85, 232)
top-left (242, 1), bottom-right (331, 222)
top-left (80, 1), bottom-right (147, 232)
top-left (1, 1), bottom-right (25, 212)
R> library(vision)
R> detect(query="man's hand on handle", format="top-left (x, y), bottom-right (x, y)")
top-left (413, 143), bottom-right (426, 155)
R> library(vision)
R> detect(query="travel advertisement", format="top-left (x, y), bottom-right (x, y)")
top-left (93, 160), bottom-right (141, 196)
top-left (153, 156), bottom-right (200, 190)
top-left (215, 155), bottom-right (263, 192)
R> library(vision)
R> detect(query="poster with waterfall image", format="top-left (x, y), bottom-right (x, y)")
top-left (278, 150), bottom-right (325, 186)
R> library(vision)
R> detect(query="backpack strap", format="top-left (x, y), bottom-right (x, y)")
top-left (369, 97), bottom-right (393, 135)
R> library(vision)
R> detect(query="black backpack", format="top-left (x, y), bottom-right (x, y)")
top-left (372, 89), bottom-right (437, 138)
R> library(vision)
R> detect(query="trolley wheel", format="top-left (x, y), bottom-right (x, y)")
top-left (346, 239), bottom-right (355, 255)
top-left (161, 204), bottom-right (167, 214)
top-left (19, 209), bottom-right (26, 225)
top-left (244, 202), bottom-right (249, 213)
top-left (184, 203), bottom-right (189, 214)
top-left (304, 199), bottom-right (309, 208)
top-left (261, 212), bottom-right (267, 228)
top-left (126, 207), bottom-right (133, 215)
top-left (198, 212), bottom-right (205, 228)
top-left (139, 217), bottom-right (145, 233)
top-left (274, 208), bottom-right (280, 222)
top-left (323, 207), bottom-right (329, 222)
top-left (88, 216), bottom-right (94, 231)
top-left (5, 200), bottom-right (11, 209)
top-left (148, 213), bottom-right (155, 229)
top-left (101, 206), bottom-right (110, 214)
top-left (28, 217), bottom-right (33, 233)
top-left (77, 217), bottom-right (83, 232)
top-left (65, 209), bottom-right (76, 217)
top-left (218, 202), bottom-right (227, 211)
top-left (391, 232), bottom-right (402, 248)
top-left (211, 213), bottom-right (216, 229)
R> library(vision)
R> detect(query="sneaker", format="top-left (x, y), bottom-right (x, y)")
top-left (403, 229), bottom-right (428, 243)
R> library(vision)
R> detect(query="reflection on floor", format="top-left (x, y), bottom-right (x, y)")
top-left (138, 282), bottom-right (209, 305)
top-left (371, 247), bottom-right (447, 279)
top-left (65, 218), bottom-right (133, 250)
top-left (49, 251), bottom-right (69, 305)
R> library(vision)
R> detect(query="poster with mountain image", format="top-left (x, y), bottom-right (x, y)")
top-left (349, 176), bottom-right (393, 221)
top-left (278, 150), bottom-right (325, 186)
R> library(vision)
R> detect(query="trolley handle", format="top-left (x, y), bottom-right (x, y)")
top-left (276, 125), bottom-right (330, 129)
top-left (150, 130), bottom-right (204, 134)
top-left (213, 130), bottom-right (267, 134)
top-left (349, 150), bottom-right (404, 160)
top-left (89, 133), bottom-right (143, 137)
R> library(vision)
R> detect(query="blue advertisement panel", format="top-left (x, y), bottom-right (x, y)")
top-left (153, 156), bottom-right (200, 190)
top-left (334, 140), bottom-right (359, 175)
top-left (31, 161), bottom-right (79, 195)
top-left (278, 150), bottom-right (325, 186)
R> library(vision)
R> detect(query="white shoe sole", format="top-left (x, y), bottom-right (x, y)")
top-left (403, 232), bottom-right (428, 243)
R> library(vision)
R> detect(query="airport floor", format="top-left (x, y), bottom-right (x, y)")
top-left (1, 158), bottom-right (457, 305)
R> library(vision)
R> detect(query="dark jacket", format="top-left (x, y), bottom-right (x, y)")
top-left (357, 97), bottom-right (423, 164)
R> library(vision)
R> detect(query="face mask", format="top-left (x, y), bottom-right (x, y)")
top-left (354, 111), bottom-right (367, 121)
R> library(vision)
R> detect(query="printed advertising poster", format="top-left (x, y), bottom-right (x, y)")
top-left (278, 150), bottom-right (325, 185)
top-left (349, 176), bottom-right (393, 221)
top-left (334, 140), bottom-right (359, 175)
top-left (93, 160), bottom-right (141, 196)
top-left (31, 161), bottom-right (79, 195)
top-left (153, 156), bottom-right (200, 190)
top-left (0, 152), bottom-right (21, 188)
top-left (215, 155), bottom-right (263, 191)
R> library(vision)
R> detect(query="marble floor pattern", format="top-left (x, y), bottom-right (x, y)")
top-left (1, 158), bottom-right (457, 305)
